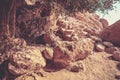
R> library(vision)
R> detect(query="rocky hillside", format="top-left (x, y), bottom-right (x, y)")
top-left (0, 1), bottom-right (120, 80)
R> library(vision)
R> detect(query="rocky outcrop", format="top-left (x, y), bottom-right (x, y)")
top-left (100, 20), bottom-right (120, 46)
top-left (43, 38), bottom-right (94, 71)
top-left (52, 38), bottom-right (94, 61)
top-left (16, 2), bottom-right (104, 44)
top-left (0, 1), bottom-right (111, 80)
top-left (56, 12), bottom-right (103, 39)
top-left (70, 38), bottom-right (94, 61)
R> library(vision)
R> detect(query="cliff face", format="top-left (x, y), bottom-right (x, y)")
top-left (1, 1), bottom-right (120, 80)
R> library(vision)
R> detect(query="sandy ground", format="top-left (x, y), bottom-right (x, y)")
top-left (41, 52), bottom-right (120, 80)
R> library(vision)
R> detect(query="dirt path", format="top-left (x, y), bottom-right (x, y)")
top-left (41, 52), bottom-right (120, 80)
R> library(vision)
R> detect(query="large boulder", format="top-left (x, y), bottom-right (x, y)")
top-left (53, 38), bottom-right (94, 61)
top-left (44, 38), bottom-right (94, 71)
top-left (71, 38), bottom-right (94, 61)
top-left (100, 20), bottom-right (120, 45)
top-left (8, 46), bottom-right (46, 75)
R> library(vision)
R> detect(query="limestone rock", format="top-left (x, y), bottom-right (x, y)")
top-left (56, 12), bottom-right (103, 40)
top-left (71, 38), bottom-right (94, 61)
top-left (53, 38), bottom-right (94, 61)
top-left (43, 45), bottom-right (70, 71)
top-left (8, 46), bottom-right (46, 75)
top-left (100, 20), bottom-right (120, 45)
top-left (16, 6), bottom-right (103, 44)
top-left (95, 44), bottom-right (105, 52)
top-left (112, 51), bottom-right (120, 61)
top-left (52, 38), bottom-right (94, 62)
top-left (75, 12), bottom-right (103, 36)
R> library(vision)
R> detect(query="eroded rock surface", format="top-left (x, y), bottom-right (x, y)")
top-left (100, 20), bottom-right (120, 46)
top-left (1, 1), bottom-right (119, 80)
top-left (8, 46), bottom-right (46, 75)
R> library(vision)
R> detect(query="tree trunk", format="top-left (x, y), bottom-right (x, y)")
top-left (0, 0), bottom-right (16, 42)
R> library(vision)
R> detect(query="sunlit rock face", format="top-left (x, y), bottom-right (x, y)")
top-left (56, 12), bottom-right (103, 39)
top-left (8, 46), bottom-right (46, 75)
top-left (100, 20), bottom-right (120, 46)
top-left (0, 1), bottom-right (119, 80)
top-left (14, 5), bottom-right (104, 71)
